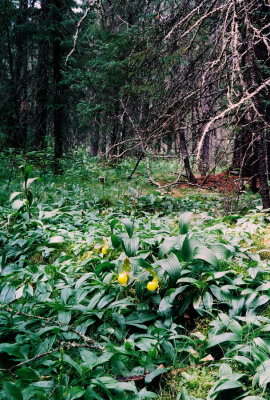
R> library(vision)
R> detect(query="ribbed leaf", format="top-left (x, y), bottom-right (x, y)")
top-left (210, 244), bottom-right (232, 260)
top-left (179, 212), bottom-right (192, 234)
top-left (157, 253), bottom-right (182, 285)
top-left (122, 218), bottom-right (134, 238)
top-left (207, 332), bottom-right (239, 348)
top-left (158, 237), bottom-right (176, 258)
top-left (122, 237), bottom-right (139, 257)
top-left (3, 382), bottom-right (23, 400)
top-left (145, 368), bottom-right (167, 383)
top-left (193, 246), bottom-right (219, 267)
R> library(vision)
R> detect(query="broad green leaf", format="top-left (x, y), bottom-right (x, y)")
top-left (210, 244), bottom-right (232, 260)
top-left (157, 253), bottom-right (182, 285)
top-left (15, 367), bottom-right (40, 381)
top-left (181, 235), bottom-right (193, 261)
top-left (158, 297), bottom-right (172, 316)
top-left (253, 360), bottom-right (270, 388)
top-left (179, 212), bottom-right (192, 234)
top-left (207, 333), bottom-right (239, 348)
top-left (145, 367), bottom-right (167, 383)
top-left (3, 382), bottom-right (23, 400)
top-left (180, 388), bottom-right (192, 400)
top-left (0, 343), bottom-right (21, 357)
top-left (0, 285), bottom-right (16, 304)
top-left (26, 177), bottom-right (38, 188)
top-left (12, 199), bottom-right (25, 210)
top-left (111, 234), bottom-right (122, 249)
top-left (63, 354), bottom-right (83, 376)
top-left (137, 388), bottom-right (157, 398)
top-left (9, 192), bottom-right (22, 202)
top-left (203, 292), bottom-right (213, 311)
top-left (193, 246), bottom-right (219, 267)
top-left (213, 379), bottom-right (243, 392)
top-left (233, 356), bottom-right (254, 367)
top-left (121, 218), bottom-right (134, 238)
top-left (75, 273), bottom-right (92, 289)
top-left (61, 287), bottom-right (73, 304)
top-left (58, 311), bottom-right (71, 325)
top-left (122, 237), bottom-right (139, 257)
top-left (47, 235), bottom-right (65, 245)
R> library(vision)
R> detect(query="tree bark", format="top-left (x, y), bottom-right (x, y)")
top-left (34, 0), bottom-right (50, 149)
top-left (178, 128), bottom-right (197, 183)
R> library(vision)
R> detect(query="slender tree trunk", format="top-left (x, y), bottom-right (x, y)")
top-left (52, 0), bottom-right (66, 174)
top-left (10, 0), bottom-right (28, 148)
top-left (178, 128), bottom-right (197, 183)
top-left (90, 114), bottom-right (100, 156)
top-left (53, 34), bottom-right (64, 173)
top-left (34, 0), bottom-right (50, 149)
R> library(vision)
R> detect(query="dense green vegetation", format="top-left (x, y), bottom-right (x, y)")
top-left (1, 152), bottom-right (270, 400)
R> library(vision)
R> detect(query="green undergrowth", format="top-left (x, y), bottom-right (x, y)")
top-left (0, 152), bottom-right (270, 400)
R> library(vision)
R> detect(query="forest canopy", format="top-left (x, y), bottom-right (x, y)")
top-left (0, 0), bottom-right (270, 205)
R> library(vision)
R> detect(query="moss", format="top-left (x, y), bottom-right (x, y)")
top-left (157, 366), bottom-right (218, 400)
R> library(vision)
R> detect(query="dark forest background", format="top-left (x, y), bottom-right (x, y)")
top-left (1, 0), bottom-right (270, 206)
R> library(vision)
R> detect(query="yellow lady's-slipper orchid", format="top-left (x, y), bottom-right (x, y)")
top-left (146, 278), bottom-right (159, 291)
top-left (118, 271), bottom-right (128, 285)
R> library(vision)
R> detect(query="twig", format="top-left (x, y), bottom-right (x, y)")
top-left (65, 0), bottom-right (98, 65)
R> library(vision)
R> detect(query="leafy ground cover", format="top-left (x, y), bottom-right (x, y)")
top-left (0, 152), bottom-right (270, 400)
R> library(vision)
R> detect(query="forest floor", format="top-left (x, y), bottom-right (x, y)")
top-left (0, 152), bottom-right (270, 400)
top-left (164, 172), bottom-right (257, 198)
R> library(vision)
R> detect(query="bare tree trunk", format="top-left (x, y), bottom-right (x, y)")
top-left (34, 0), bottom-right (50, 149)
top-left (11, 0), bottom-right (28, 148)
top-left (52, 0), bottom-right (65, 174)
top-left (90, 114), bottom-right (100, 156)
top-left (178, 128), bottom-right (197, 183)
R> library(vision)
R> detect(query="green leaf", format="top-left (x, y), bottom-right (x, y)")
top-left (26, 177), bottom-right (38, 188)
top-left (253, 360), bottom-right (270, 388)
top-left (179, 212), bottom-right (192, 234)
top-left (193, 246), bottom-right (219, 267)
top-left (233, 355), bottom-right (254, 367)
top-left (58, 311), bottom-right (71, 325)
top-left (111, 234), bottom-right (122, 249)
top-left (3, 382), bottom-right (23, 400)
top-left (181, 235), bottom-right (193, 261)
top-left (158, 297), bottom-right (172, 316)
top-left (63, 354), bottom-right (83, 377)
top-left (92, 376), bottom-right (137, 392)
top-left (9, 192), bottom-right (22, 202)
top-left (0, 286), bottom-right (16, 304)
top-left (122, 237), bottom-right (139, 257)
top-left (213, 379), bottom-right (243, 392)
top-left (145, 367), bottom-right (167, 383)
top-left (121, 218), bottom-right (134, 238)
top-left (207, 333), bottom-right (239, 348)
top-left (15, 367), bottom-right (40, 381)
top-left (210, 244), bottom-right (232, 260)
top-left (158, 253), bottom-right (182, 285)
top-left (12, 199), bottom-right (26, 210)
top-left (61, 287), bottom-right (73, 304)
top-left (203, 292), bottom-right (213, 311)
top-left (180, 388), bottom-right (192, 400)
top-left (137, 388), bottom-right (157, 398)
top-left (0, 343), bottom-right (21, 357)
top-left (47, 235), bottom-right (65, 245)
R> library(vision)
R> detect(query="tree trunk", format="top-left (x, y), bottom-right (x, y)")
top-left (52, 0), bottom-right (66, 174)
top-left (34, 0), bottom-right (50, 149)
top-left (11, 0), bottom-right (28, 148)
top-left (178, 128), bottom-right (197, 183)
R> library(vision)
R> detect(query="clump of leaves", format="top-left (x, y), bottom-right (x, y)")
top-left (0, 158), bottom-right (269, 400)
